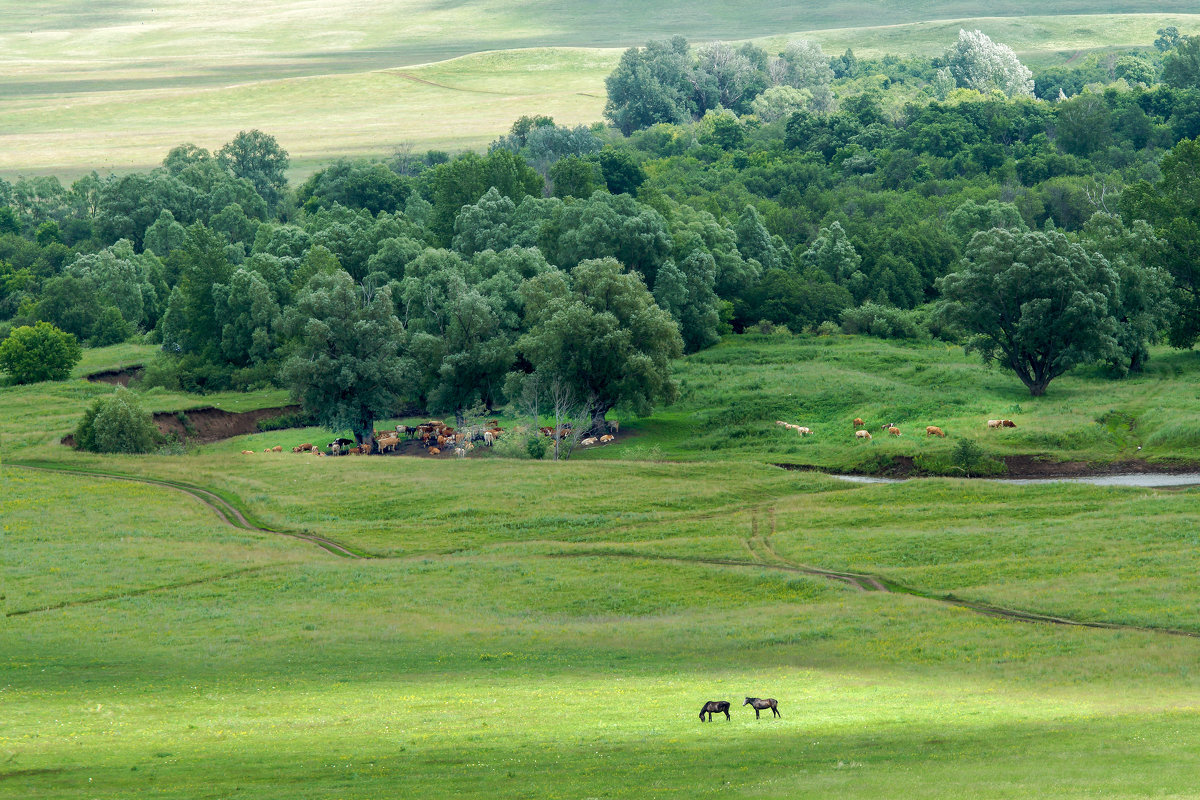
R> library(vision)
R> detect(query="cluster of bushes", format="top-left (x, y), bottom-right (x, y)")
top-left (73, 388), bottom-right (162, 454)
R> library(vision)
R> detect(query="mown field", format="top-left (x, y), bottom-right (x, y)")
top-left (3, 2), bottom-right (1200, 176)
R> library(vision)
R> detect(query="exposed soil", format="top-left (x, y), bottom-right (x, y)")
top-left (152, 405), bottom-right (300, 444)
top-left (85, 366), bottom-right (144, 386)
top-left (774, 455), bottom-right (1200, 480)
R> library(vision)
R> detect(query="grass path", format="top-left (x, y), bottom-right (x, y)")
top-left (4, 462), bottom-right (368, 558)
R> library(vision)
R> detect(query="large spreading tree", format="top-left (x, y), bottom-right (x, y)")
top-left (280, 270), bottom-right (414, 450)
top-left (936, 228), bottom-right (1120, 396)
top-left (518, 257), bottom-right (682, 434)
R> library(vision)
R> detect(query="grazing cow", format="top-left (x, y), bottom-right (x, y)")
top-left (599, 434), bottom-right (614, 443)
top-left (775, 420), bottom-right (788, 426)
top-left (1002, 419), bottom-right (1016, 428)
top-left (888, 426), bottom-right (901, 436)
top-left (743, 697), bottom-right (780, 719)
top-left (539, 426), bottom-right (553, 437)
top-left (926, 426), bottom-right (946, 437)
top-left (699, 701), bottom-right (731, 722)
top-left (272, 445), bottom-right (283, 452)
top-left (262, 448), bottom-right (271, 453)
top-left (580, 437), bottom-right (598, 446)
top-left (378, 436), bottom-right (400, 453)
top-left (299, 443), bottom-right (315, 451)
top-left (797, 427), bottom-right (812, 435)
top-left (987, 419), bottom-right (1003, 429)
top-left (241, 450), bottom-right (255, 455)
top-left (855, 429), bottom-right (873, 440)
top-left (853, 418), bottom-right (864, 428)
top-left (428, 447), bottom-right (441, 456)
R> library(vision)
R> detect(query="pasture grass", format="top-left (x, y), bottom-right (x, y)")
top-left (3, 6), bottom-right (1199, 176)
top-left (3, 462), bottom-right (1200, 798)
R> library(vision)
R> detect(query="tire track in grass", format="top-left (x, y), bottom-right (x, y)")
top-left (4, 463), bottom-right (370, 559)
top-left (5, 565), bottom-right (277, 618)
top-left (546, 547), bottom-right (1200, 639)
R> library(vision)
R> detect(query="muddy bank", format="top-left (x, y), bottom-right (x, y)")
top-left (775, 455), bottom-right (1200, 480)
top-left (85, 366), bottom-right (145, 387)
top-left (152, 406), bottom-right (301, 443)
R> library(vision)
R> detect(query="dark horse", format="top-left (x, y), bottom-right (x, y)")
top-left (743, 697), bottom-right (780, 719)
top-left (699, 700), bottom-right (730, 721)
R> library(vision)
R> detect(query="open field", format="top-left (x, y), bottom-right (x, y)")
top-left (6, 336), bottom-right (1200, 796)
top-left (3, 6), bottom-right (1200, 176)
top-left (4, 445), bottom-right (1200, 797)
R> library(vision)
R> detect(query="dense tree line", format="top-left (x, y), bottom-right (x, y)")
top-left (3, 28), bottom-right (1200, 411)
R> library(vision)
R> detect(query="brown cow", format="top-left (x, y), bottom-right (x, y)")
top-left (241, 450), bottom-right (255, 455)
top-left (428, 447), bottom-right (441, 455)
top-left (1002, 419), bottom-right (1016, 428)
top-left (853, 418), bottom-right (864, 428)
top-left (272, 445), bottom-right (283, 452)
top-left (926, 426), bottom-right (946, 437)
top-left (599, 434), bottom-right (614, 443)
top-left (888, 426), bottom-right (901, 436)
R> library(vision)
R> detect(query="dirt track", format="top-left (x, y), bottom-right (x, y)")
top-left (10, 463), bottom-right (1197, 638)
top-left (6, 463), bottom-right (365, 559)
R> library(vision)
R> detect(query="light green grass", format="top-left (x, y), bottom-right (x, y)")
top-left (3, 456), bottom-right (1200, 798)
top-left (3, 7), bottom-right (1199, 177)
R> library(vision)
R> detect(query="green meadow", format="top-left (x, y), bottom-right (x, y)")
top-left (4, 3), bottom-right (1200, 176)
top-left (4, 335), bottom-right (1200, 797)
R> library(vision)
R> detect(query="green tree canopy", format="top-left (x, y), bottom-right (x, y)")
top-left (280, 270), bottom-right (414, 448)
top-left (519, 257), bottom-right (682, 433)
top-left (0, 321), bottom-right (82, 384)
top-left (216, 130), bottom-right (290, 208)
top-left (936, 228), bottom-right (1120, 395)
top-left (1122, 137), bottom-right (1200, 347)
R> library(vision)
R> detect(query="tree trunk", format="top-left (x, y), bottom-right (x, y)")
top-left (588, 404), bottom-right (612, 437)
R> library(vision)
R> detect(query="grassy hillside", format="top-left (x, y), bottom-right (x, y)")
top-left (3, 5), bottom-right (1200, 176)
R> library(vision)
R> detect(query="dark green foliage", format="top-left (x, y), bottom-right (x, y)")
top-left (0, 321), bottom-right (81, 383)
top-left (255, 409), bottom-right (317, 432)
top-left (280, 270), bottom-right (414, 446)
top-left (216, 129), bottom-right (290, 208)
top-left (298, 159), bottom-right (411, 214)
top-left (89, 306), bottom-right (132, 347)
top-left (73, 387), bottom-right (159, 454)
top-left (1122, 136), bottom-right (1200, 348)
top-left (1163, 37), bottom-right (1200, 90)
top-left (549, 156), bottom-right (603, 199)
top-left (937, 228), bottom-right (1120, 396)
top-left (426, 150), bottom-right (543, 245)
top-left (519, 257), bottom-right (682, 432)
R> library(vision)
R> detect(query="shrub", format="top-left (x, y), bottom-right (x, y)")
top-left (814, 320), bottom-right (840, 336)
top-left (0, 322), bottom-right (82, 384)
top-left (525, 435), bottom-right (547, 459)
top-left (256, 409), bottom-right (317, 432)
top-left (74, 388), bottom-right (160, 454)
top-left (840, 303), bottom-right (925, 340)
top-left (89, 307), bottom-right (133, 347)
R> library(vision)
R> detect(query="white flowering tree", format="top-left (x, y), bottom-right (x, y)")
top-left (944, 29), bottom-right (1034, 98)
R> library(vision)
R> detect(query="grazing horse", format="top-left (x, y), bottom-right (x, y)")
top-left (744, 697), bottom-right (780, 719)
top-left (699, 700), bottom-right (731, 721)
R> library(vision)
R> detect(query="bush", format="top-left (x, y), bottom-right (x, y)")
top-left (139, 353), bottom-right (234, 394)
top-left (840, 303), bottom-right (925, 340)
top-left (525, 435), bottom-right (547, 459)
top-left (74, 388), bottom-right (160, 454)
top-left (814, 320), bottom-right (840, 336)
top-left (89, 307), bottom-right (133, 347)
top-left (0, 321), bottom-right (82, 384)
top-left (256, 409), bottom-right (317, 432)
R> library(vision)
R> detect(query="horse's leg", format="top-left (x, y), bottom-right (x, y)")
top-left (773, 705), bottom-right (780, 718)
top-left (755, 708), bottom-right (760, 719)
top-left (723, 709), bottom-right (729, 720)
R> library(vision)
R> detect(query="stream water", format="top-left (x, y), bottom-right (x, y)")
top-left (830, 473), bottom-right (1200, 488)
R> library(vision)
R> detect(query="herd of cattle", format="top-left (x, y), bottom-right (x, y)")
top-left (240, 418), bottom-right (621, 457)
top-left (774, 417), bottom-right (1018, 441)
